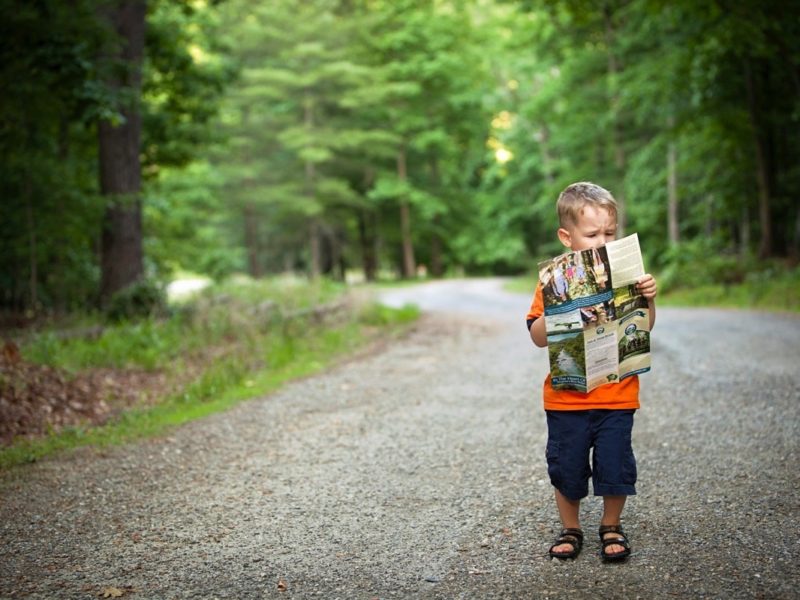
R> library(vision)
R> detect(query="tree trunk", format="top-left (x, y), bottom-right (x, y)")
top-left (744, 59), bottom-right (773, 258)
top-left (24, 177), bottom-right (37, 310)
top-left (304, 91), bottom-right (321, 278)
top-left (399, 201), bottom-right (415, 278)
top-left (428, 157), bottom-right (443, 278)
top-left (740, 207), bottom-right (751, 256)
top-left (358, 210), bottom-right (377, 282)
top-left (667, 117), bottom-right (679, 246)
top-left (603, 4), bottom-right (626, 235)
top-left (98, 0), bottom-right (147, 301)
top-left (430, 223), bottom-right (443, 278)
top-left (397, 146), bottom-right (416, 278)
top-left (359, 169), bottom-right (378, 282)
top-left (54, 118), bottom-right (71, 312)
top-left (309, 218), bottom-right (321, 278)
top-left (789, 208), bottom-right (800, 265)
top-left (243, 202), bottom-right (262, 278)
top-left (319, 223), bottom-right (341, 280)
top-left (330, 227), bottom-right (345, 281)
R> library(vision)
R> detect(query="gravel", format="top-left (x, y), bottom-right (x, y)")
top-left (1, 278), bottom-right (799, 599)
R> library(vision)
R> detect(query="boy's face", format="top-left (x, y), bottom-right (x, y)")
top-left (557, 205), bottom-right (617, 251)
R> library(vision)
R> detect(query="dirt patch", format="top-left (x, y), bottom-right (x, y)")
top-left (0, 341), bottom-right (170, 446)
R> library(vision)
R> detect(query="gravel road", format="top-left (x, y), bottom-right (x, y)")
top-left (1, 278), bottom-right (799, 599)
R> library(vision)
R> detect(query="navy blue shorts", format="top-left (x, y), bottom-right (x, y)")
top-left (545, 409), bottom-right (637, 500)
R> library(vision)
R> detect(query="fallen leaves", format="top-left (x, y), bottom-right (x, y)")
top-left (3, 340), bottom-right (21, 363)
top-left (97, 584), bottom-right (136, 597)
top-left (0, 344), bottom-right (168, 446)
top-left (0, 350), bottom-right (111, 445)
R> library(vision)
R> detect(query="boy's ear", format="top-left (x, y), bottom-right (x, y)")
top-left (557, 227), bottom-right (572, 249)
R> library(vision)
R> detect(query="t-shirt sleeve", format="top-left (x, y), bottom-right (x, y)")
top-left (525, 282), bottom-right (544, 331)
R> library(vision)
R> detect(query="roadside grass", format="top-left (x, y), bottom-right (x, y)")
top-left (503, 276), bottom-right (538, 295)
top-left (503, 268), bottom-right (800, 313)
top-left (1, 279), bottom-right (419, 470)
top-left (23, 275), bottom-right (347, 372)
top-left (656, 271), bottom-right (800, 312)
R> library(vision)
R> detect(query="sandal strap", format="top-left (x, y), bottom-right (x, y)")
top-left (598, 524), bottom-right (631, 560)
top-left (599, 526), bottom-right (630, 551)
top-left (601, 536), bottom-right (630, 548)
top-left (559, 527), bottom-right (584, 541)
top-left (549, 527), bottom-right (584, 558)
top-left (551, 528), bottom-right (584, 548)
top-left (598, 524), bottom-right (624, 536)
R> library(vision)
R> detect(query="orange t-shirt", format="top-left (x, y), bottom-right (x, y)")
top-left (527, 283), bottom-right (640, 411)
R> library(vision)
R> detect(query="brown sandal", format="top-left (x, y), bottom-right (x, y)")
top-left (599, 524), bottom-right (631, 561)
top-left (548, 527), bottom-right (584, 560)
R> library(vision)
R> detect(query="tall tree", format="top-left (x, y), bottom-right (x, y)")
top-left (97, 0), bottom-right (147, 300)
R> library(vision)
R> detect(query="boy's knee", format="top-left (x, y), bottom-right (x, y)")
top-left (545, 417), bottom-right (592, 499)
top-left (592, 411), bottom-right (637, 496)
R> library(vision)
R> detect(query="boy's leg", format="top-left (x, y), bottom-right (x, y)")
top-left (591, 410), bottom-right (637, 558)
top-left (546, 410), bottom-right (591, 555)
top-left (551, 489), bottom-right (582, 555)
top-left (601, 495), bottom-right (627, 556)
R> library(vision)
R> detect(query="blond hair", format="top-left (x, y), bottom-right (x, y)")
top-left (557, 182), bottom-right (618, 227)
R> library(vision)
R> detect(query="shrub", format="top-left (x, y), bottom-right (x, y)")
top-left (105, 279), bottom-right (168, 322)
top-left (657, 238), bottom-right (751, 292)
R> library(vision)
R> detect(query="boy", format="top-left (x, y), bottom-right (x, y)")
top-left (526, 182), bottom-right (657, 561)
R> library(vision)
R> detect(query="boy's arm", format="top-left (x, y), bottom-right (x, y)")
top-left (529, 316), bottom-right (548, 347)
top-left (648, 299), bottom-right (657, 330)
top-left (636, 274), bottom-right (658, 330)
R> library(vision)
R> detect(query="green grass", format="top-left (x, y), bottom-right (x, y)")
top-left (658, 281), bottom-right (799, 312)
top-left (503, 275), bottom-right (538, 295)
top-left (25, 318), bottom-right (188, 371)
top-left (1, 281), bottom-right (420, 471)
top-left (21, 277), bottom-right (351, 371)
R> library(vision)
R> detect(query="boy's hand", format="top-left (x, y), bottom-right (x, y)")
top-left (636, 274), bottom-right (657, 299)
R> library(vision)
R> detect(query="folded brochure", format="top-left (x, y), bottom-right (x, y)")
top-left (537, 233), bottom-right (651, 393)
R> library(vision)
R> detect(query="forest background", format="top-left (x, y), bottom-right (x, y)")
top-left (2, 0), bottom-right (799, 317)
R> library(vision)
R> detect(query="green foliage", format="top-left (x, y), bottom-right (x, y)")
top-left (659, 265), bottom-right (800, 312)
top-left (0, 0), bottom-right (108, 312)
top-left (105, 279), bottom-right (169, 323)
top-left (358, 302), bottom-right (420, 326)
top-left (144, 161), bottom-right (242, 280)
top-left (0, 0), bottom-right (233, 313)
top-left (22, 276), bottom-right (345, 371)
top-left (2, 0), bottom-right (799, 311)
top-left (485, 0), bottom-right (799, 275)
top-left (24, 316), bottom-right (183, 371)
top-left (199, 0), bottom-right (495, 279)
top-left (657, 238), bottom-right (743, 292)
top-left (142, 0), bottom-right (237, 171)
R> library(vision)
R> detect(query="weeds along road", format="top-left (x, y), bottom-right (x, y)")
top-left (1, 278), bottom-right (799, 599)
